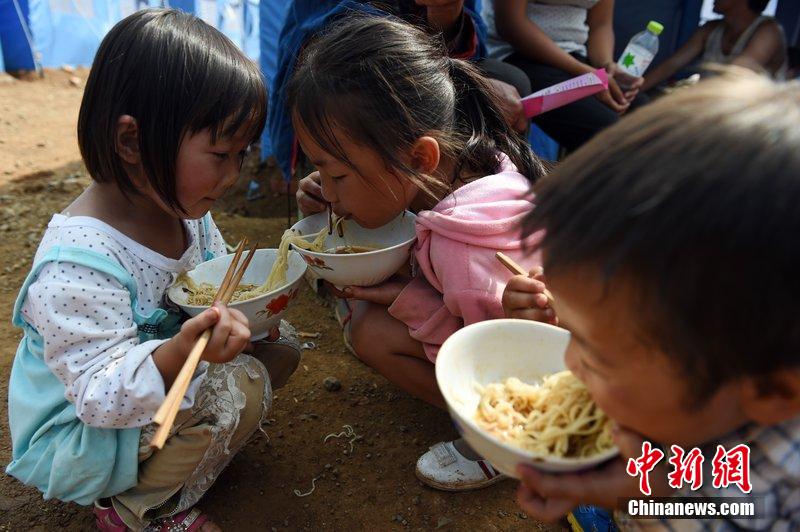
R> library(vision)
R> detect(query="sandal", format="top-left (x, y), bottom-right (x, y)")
top-left (150, 508), bottom-right (210, 531)
top-left (94, 503), bottom-right (210, 532)
top-left (415, 441), bottom-right (507, 492)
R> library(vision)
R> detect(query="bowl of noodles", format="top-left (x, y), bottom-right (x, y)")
top-left (286, 211), bottom-right (417, 287)
top-left (436, 319), bottom-right (619, 475)
top-left (167, 248), bottom-right (307, 341)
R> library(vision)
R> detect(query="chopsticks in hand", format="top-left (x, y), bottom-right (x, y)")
top-left (150, 238), bottom-right (258, 449)
top-left (495, 251), bottom-right (555, 307)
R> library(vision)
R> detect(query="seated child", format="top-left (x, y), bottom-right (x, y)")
top-left (6, 9), bottom-right (298, 531)
top-left (504, 70), bottom-right (800, 529)
top-left (286, 15), bottom-right (554, 491)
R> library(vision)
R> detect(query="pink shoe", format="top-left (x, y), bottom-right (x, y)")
top-left (93, 501), bottom-right (127, 532)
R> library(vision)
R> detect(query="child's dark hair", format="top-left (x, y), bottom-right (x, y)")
top-left (77, 9), bottom-right (266, 213)
top-left (525, 72), bottom-right (800, 404)
top-left (287, 15), bottom-right (543, 200)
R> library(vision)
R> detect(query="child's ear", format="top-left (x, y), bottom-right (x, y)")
top-left (410, 136), bottom-right (440, 175)
top-left (115, 115), bottom-right (141, 165)
top-left (741, 369), bottom-right (800, 425)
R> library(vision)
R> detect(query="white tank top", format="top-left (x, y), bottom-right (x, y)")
top-left (484, 0), bottom-right (600, 60)
top-left (702, 16), bottom-right (787, 79)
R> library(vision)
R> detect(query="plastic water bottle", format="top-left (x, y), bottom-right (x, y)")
top-left (617, 21), bottom-right (664, 78)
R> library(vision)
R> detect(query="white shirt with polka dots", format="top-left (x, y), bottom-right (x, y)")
top-left (19, 213), bottom-right (227, 429)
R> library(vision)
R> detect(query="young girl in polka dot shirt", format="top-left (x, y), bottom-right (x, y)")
top-left (6, 9), bottom-right (296, 531)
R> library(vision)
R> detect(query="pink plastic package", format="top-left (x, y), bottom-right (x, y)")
top-left (521, 68), bottom-right (609, 118)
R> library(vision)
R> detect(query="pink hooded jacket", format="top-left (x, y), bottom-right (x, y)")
top-left (388, 157), bottom-right (543, 362)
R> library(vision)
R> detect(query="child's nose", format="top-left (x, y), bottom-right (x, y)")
top-left (221, 166), bottom-right (239, 188)
top-left (320, 183), bottom-right (338, 204)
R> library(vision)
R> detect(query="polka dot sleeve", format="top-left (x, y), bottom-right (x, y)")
top-left (203, 214), bottom-right (228, 258)
top-left (21, 262), bottom-right (205, 428)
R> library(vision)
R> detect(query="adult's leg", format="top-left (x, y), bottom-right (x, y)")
top-left (476, 57), bottom-right (532, 97)
top-left (506, 53), bottom-right (620, 151)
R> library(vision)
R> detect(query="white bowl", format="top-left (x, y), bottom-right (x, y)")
top-left (436, 319), bottom-right (619, 476)
top-left (167, 249), bottom-right (307, 341)
top-left (289, 211), bottom-right (417, 287)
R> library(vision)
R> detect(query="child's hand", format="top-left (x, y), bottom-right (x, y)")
top-left (153, 303), bottom-right (251, 388)
top-left (296, 171), bottom-right (327, 216)
top-left (516, 425), bottom-right (674, 522)
top-left (174, 303), bottom-right (251, 364)
top-left (502, 268), bottom-right (557, 325)
top-left (328, 275), bottom-right (410, 307)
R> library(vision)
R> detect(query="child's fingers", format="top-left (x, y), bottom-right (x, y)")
top-left (528, 266), bottom-right (544, 277)
top-left (222, 318), bottom-right (251, 358)
top-left (297, 172), bottom-right (327, 216)
top-left (510, 307), bottom-right (556, 323)
top-left (503, 290), bottom-right (545, 314)
top-left (516, 483), bottom-right (575, 523)
top-left (205, 303), bottom-right (234, 357)
top-left (507, 274), bottom-right (547, 294)
top-left (227, 307), bottom-right (250, 329)
top-left (180, 306), bottom-right (220, 340)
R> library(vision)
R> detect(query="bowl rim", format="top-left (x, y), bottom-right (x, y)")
top-left (289, 211), bottom-right (417, 258)
top-left (167, 248), bottom-right (307, 310)
top-left (436, 318), bottom-right (620, 467)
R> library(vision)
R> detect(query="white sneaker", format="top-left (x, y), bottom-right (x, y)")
top-left (415, 441), bottom-right (507, 492)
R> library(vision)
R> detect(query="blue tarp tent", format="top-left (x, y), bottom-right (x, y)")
top-left (258, 0), bottom-right (289, 160)
top-left (0, 0), bottom-right (260, 72)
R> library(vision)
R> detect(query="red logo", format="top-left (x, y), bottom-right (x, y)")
top-left (627, 442), bottom-right (752, 495)
top-left (667, 445), bottom-right (704, 491)
top-left (626, 441), bottom-right (665, 496)
top-left (711, 444), bottom-right (752, 494)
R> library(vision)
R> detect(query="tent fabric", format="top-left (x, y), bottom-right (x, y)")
top-left (0, 0), bottom-right (259, 73)
top-left (258, 0), bottom-right (289, 158)
top-left (0, 0), bottom-right (37, 71)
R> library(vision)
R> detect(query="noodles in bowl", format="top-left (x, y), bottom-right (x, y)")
top-left (475, 372), bottom-right (613, 459)
top-left (167, 248), bottom-right (307, 341)
top-left (288, 211), bottom-right (417, 287)
top-left (435, 319), bottom-right (619, 475)
top-left (175, 220), bottom-right (342, 306)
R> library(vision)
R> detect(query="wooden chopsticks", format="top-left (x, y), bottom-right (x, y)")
top-left (327, 204), bottom-right (345, 238)
top-left (150, 238), bottom-right (258, 449)
top-left (495, 252), bottom-right (555, 307)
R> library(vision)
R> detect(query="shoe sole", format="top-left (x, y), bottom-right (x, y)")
top-left (414, 467), bottom-right (508, 492)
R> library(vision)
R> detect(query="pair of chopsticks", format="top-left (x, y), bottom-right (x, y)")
top-left (495, 252), bottom-right (555, 307)
top-left (327, 203), bottom-right (345, 238)
top-left (150, 238), bottom-right (258, 449)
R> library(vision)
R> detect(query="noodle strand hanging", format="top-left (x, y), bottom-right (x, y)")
top-left (178, 217), bottom-right (345, 305)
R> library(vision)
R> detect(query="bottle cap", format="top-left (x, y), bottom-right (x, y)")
top-left (647, 20), bottom-right (664, 36)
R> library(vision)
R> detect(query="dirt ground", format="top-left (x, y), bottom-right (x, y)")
top-left (0, 71), bottom-right (562, 531)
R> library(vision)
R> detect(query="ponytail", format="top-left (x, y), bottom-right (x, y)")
top-left (447, 58), bottom-right (545, 184)
top-left (289, 15), bottom-right (545, 202)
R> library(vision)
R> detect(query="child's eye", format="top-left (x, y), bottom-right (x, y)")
top-left (213, 153), bottom-right (228, 160)
top-left (331, 174), bottom-right (346, 181)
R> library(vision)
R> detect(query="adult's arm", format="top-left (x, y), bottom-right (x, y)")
top-left (494, 0), bottom-right (595, 77)
top-left (642, 23), bottom-right (712, 92)
top-left (585, 0), bottom-right (615, 68)
top-left (732, 21), bottom-right (785, 74)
